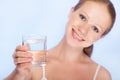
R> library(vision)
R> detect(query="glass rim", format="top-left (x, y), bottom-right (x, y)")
top-left (22, 34), bottom-right (47, 37)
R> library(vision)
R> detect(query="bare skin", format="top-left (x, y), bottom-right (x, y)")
top-left (31, 39), bottom-right (111, 80)
top-left (5, 1), bottom-right (112, 80)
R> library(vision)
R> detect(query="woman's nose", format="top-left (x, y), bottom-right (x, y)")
top-left (78, 24), bottom-right (89, 36)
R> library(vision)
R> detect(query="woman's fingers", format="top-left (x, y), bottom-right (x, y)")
top-left (11, 45), bottom-right (33, 77)
top-left (14, 57), bottom-right (32, 65)
top-left (13, 45), bottom-right (33, 66)
top-left (13, 51), bottom-right (32, 59)
top-left (15, 45), bottom-right (30, 52)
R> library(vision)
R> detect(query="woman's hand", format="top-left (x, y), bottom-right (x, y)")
top-left (13, 45), bottom-right (32, 78)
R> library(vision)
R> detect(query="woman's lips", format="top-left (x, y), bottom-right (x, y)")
top-left (72, 28), bottom-right (85, 42)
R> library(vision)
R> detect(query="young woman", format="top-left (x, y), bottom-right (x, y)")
top-left (5, 0), bottom-right (116, 80)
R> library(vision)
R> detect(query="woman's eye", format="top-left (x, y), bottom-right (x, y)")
top-left (79, 14), bottom-right (86, 21)
top-left (92, 26), bottom-right (99, 33)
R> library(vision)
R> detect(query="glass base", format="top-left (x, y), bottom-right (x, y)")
top-left (32, 61), bottom-right (46, 67)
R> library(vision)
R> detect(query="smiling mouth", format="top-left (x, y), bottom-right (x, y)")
top-left (72, 28), bottom-right (85, 42)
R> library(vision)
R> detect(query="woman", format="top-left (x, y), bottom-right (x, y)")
top-left (5, 0), bottom-right (116, 80)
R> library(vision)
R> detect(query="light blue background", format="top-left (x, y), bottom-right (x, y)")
top-left (0, 0), bottom-right (120, 79)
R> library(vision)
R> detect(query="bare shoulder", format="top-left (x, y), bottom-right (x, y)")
top-left (97, 66), bottom-right (111, 80)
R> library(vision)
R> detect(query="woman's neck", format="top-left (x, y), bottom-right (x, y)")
top-left (49, 38), bottom-right (88, 63)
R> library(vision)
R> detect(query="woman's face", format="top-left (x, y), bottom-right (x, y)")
top-left (65, 1), bottom-right (112, 48)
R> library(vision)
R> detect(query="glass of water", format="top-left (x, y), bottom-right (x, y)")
top-left (22, 34), bottom-right (47, 67)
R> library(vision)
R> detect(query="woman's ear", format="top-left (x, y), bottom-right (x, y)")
top-left (68, 7), bottom-right (75, 18)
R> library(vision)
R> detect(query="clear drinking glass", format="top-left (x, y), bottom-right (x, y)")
top-left (22, 34), bottom-right (47, 67)
top-left (22, 34), bottom-right (47, 80)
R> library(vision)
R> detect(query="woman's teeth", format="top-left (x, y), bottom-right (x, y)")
top-left (72, 28), bottom-right (84, 41)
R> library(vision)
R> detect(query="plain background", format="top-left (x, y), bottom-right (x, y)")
top-left (0, 0), bottom-right (120, 79)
